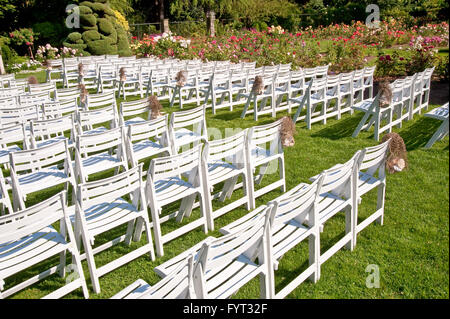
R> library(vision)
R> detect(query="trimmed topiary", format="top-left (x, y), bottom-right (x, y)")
top-left (63, 42), bottom-right (88, 50)
top-left (86, 38), bottom-right (115, 55)
top-left (117, 34), bottom-right (132, 56)
top-left (98, 18), bottom-right (114, 35)
top-left (80, 14), bottom-right (97, 27)
top-left (78, 5), bottom-right (93, 15)
top-left (82, 30), bottom-right (101, 42)
top-left (82, 25), bottom-right (98, 31)
top-left (64, 0), bottom-right (131, 57)
top-left (67, 32), bottom-right (82, 43)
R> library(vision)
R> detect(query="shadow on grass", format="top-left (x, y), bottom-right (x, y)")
top-left (311, 114), bottom-right (364, 140)
top-left (398, 117), bottom-right (444, 151)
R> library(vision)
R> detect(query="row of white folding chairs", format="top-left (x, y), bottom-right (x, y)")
top-left (0, 115), bottom-right (289, 298)
top-left (113, 137), bottom-right (391, 299)
top-left (352, 67), bottom-right (434, 141)
top-left (116, 60), bottom-right (265, 101)
top-left (238, 66), bottom-right (375, 123)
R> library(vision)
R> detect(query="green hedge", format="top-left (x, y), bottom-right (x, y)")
top-left (82, 30), bottom-right (101, 42)
top-left (87, 38), bottom-right (116, 55)
top-left (98, 18), bottom-right (114, 35)
top-left (78, 5), bottom-right (93, 15)
top-left (67, 32), bottom-right (82, 43)
top-left (80, 14), bottom-right (97, 27)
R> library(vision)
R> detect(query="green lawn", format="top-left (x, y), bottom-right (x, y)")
top-left (5, 71), bottom-right (449, 299)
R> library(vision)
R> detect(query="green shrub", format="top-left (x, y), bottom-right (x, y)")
top-left (63, 42), bottom-right (88, 50)
top-left (117, 33), bottom-right (132, 56)
top-left (67, 32), bottom-right (83, 43)
top-left (82, 25), bottom-right (99, 31)
top-left (1, 44), bottom-right (17, 65)
top-left (88, 2), bottom-right (108, 14)
top-left (87, 38), bottom-right (116, 55)
top-left (79, 5), bottom-right (93, 15)
top-left (98, 18), bottom-right (114, 35)
top-left (82, 30), bottom-right (102, 43)
top-left (32, 22), bottom-right (65, 46)
top-left (80, 14), bottom-right (97, 27)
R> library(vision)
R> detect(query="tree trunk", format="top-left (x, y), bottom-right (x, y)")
top-left (0, 53), bottom-right (5, 75)
top-left (159, 0), bottom-right (165, 32)
top-left (206, 9), bottom-right (215, 37)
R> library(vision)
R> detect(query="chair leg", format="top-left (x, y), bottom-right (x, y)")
top-left (82, 231), bottom-right (101, 294)
top-left (308, 232), bottom-right (319, 283)
top-left (376, 182), bottom-right (386, 225)
top-left (344, 205), bottom-right (354, 251)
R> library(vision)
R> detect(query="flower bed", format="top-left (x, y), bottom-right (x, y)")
top-left (130, 20), bottom-right (449, 77)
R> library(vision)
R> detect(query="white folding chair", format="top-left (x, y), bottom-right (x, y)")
top-left (0, 87), bottom-right (24, 99)
top-left (309, 151), bottom-right (360, 280)
top-left (419, 67), bottom-right (434, 112)
top-left (352, 69), bottom-right (365, 105)
top-left (0, 105), bottom-right (41, 128)
top-left (362, 66), bottom-right (376, 100)
top-left (28, 82), bottom-right (56, 97)
top-left (201, 129), bottom-right (252, 231)
top-left (0, 96), bottom-right (19, 109)
top-left (191, 205), bottom-right (271, 299)
top-left (144, 68), bottom-right (171, 100)
top-left (30, 114), bottom-right (77, 148)
top-left (111, 254), bottom-right (196, 299)
top-left (353, 140), bottom-right (390, 245)
top-left (126, 114), bottom-right (172, 168)
top-left (9, 139), bottom-right (76, 211)
top-left (74, 164), bottom-right (155, 294)
top-left (168, 71), bottom-right (200, 108)
top-left (0, 74), bottom-right (15, 88)
top-left (0, 170), bottom-right (13, 215)
top-left (0, 192), bottom-right (89, 299)
top-left (201, 72), bottom-right (233, 114)
top-left (117, 65), bottom-right (143, 99)
top-left (97, 64), bottom-right (117, 93)
top-left (424, 102), bottom-right (449, 149)
top-left (84, 91), bottom-right (117, 111)
top-left (119, 98), bottom-right (151, 127)
top-left (168, 105), bottom-right (207, 154)
top-left (76, 104), bottom-right (119, 135)
top-left (409, 71), bottom-right (425, 120)
top-left (272, 72), bottom-right (293, 115)
top-left (19, 91), bottom-right (53, 106)
top-left (78, 63), bottom-right (98, 91)
top-left (62, 64), bottom-right (80, 88)
top-left (145, 145), bottom-right (208, 257)
top-left (291, 78), bottom-right (327, 129)
top-left (246, 119), bottom-right (286, 209)
top-left (264, 176), bottom-right (323, 298)
top-left (45, 59), bottom-right (64, 84)
top-left (74, 127), bottom-right (129, 183)
top-left (55, 87), bottom-right (81, 102)
top-left (43, 98), bottom-right (79, 118)
top-left (0, 123), bottom-right (29, 169)
top-left (352, 91), bottom-right (394, 141)
top-left (240, 74), bottom-right (276, 121)
top-left (337, 71), bottom-right (355, 117)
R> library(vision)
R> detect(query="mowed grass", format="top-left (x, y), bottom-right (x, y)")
top-left (5, 71), bottom-right (449, 299)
